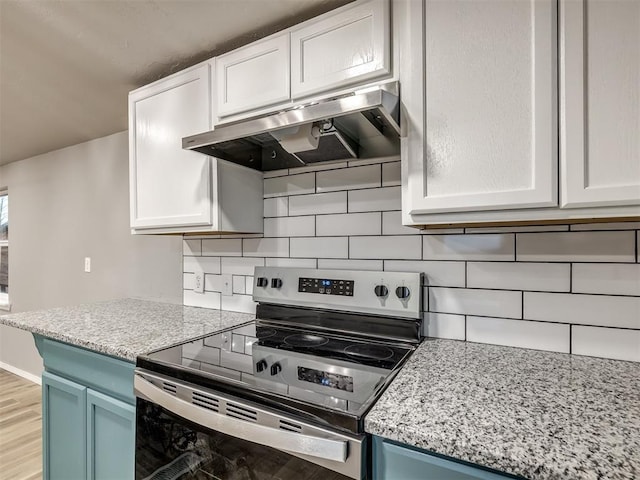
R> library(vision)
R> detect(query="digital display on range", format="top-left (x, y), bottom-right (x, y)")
top-left (298, 367), bottom-right (354, 392)
top-left (298, 277), bottom-right (354, 296)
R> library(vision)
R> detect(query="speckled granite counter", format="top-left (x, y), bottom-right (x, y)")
top-left (365, 339), bottom-right (640, 480)
top-left (0, 298), bottom-right (254, 361)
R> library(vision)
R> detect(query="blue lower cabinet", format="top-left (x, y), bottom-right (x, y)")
top-left (373, 436), bottom-right (519, 480)
top-left (42, 372), bottom-right (87, 480)
top-left (36, 335), bottom-right (136, 480)
top-left (87, 390), bottom-right (136, 480)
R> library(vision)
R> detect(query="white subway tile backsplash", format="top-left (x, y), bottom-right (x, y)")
top-left (290, 237), bottom-right (348, 259)
top-left (288, 191), bottom-right (347, 216)
top-left (293, 161), bottom-right (348, 173)
top-left (570, 222), bottom-right (640, 231)
top-left (516, 231), bottom-right (636, 263)
top-left (202, 239), bottom-right (242, 257)
top-left (183, 239), bottom-right (202, 256)
top-left (467, 262), bottom-right (571, 292)
top-left (524, 292), bottom-right (640, 329)
top-left (264, 216), bottom-right (315, 237)
top-left (264, 197), bottom-right (288, 217)
top-left (467, 317), bottom-right (570, 353)
top-left (348, 186), bottom-right (401, 212)
top-left (317, 259), bottom-right (384, 271)
top-left (183, 256), bottom-right (221, 274)
top-left (384, 260), bottom-right (465, 288)
top-left (221, 294), bottom-right (257, 314)
top-left (422, 313), bottom-right (466, 340)
top-left (317, 165), bottom-right (380, 192)
top-left (572, 326), bottom-right (640, 362)
top-left (572, 264), bottom-right (640, 296)
top-left (264, 173), bottom-right (315, 197)
top-left (382, 211), bottom-right (421, 235)
top-left (232, 276), bottom-right (246, 294)
top-left (181, 161), bottom-right (640, 363)
top-left (348, 156), bottom-right (399, 167)
top-left (429, 288), bottom-right (522, 319)
top-left (184, 290), bottom-right (221, 309)
top-left (221, 257), bottom-right (265, 275)
top-left (243, 238), bottom-right (289, 258)
top-left (316, 212), bottom-right (381, 237)
top-left (423, 234), bottom-right (515, 261)
top-left (350, 236), bottom-right (421, 260)
top-left (382, 161), bottom-right (401, 187)
top-left (204, 274), bottom-right (222, 292)
top-left (265, 257), bottom-right (317, 268)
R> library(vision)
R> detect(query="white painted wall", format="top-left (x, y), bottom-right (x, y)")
top-left (0, 131), bottom-right (183, 379)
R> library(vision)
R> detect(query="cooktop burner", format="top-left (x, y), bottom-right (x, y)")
top-left (344, 344), bottom-right (394, 361)
top-left (284, 333), bottom-right (329, 347)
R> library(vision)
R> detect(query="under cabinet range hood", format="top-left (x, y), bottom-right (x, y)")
top-left (182, 82), bottom-right (401, 171)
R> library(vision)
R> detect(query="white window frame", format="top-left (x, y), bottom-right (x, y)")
top-left (0, 190), bottom-right (9, 311)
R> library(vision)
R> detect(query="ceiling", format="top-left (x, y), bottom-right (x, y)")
top-left (0, 0), bottom-right (351, 166)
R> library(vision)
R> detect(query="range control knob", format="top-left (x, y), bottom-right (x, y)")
top-left (256, 359), bottom-right (267, 372)
top-left (396, 286), bottom-right (411, 299)
top-left (374, 285), bottom-right (389, 297)
top-left (256, 277), bottom-right (269, 287)
top-left (271, 278), bottom-right (283, 289)
top-left (270, 362), bottom-right (282, 376)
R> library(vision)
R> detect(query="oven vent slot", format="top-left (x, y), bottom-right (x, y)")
top-left (162, 381), bottom-right (177, 396)
top-left (191, 392), bottom-right (220, 412)
top-left (279, 419), bottom-right (302, 433)
top-left (225, 402), bottom-right (258, 423)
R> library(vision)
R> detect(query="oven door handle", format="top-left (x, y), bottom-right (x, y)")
top-left (134, 374), bottom-right (348, 463)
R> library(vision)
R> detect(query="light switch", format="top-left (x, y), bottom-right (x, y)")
top-left (221, 274), bottom-right (233, 296)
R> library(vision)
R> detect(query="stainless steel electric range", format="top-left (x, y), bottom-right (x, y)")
top-left (135, 267), bottom-right (422, 480)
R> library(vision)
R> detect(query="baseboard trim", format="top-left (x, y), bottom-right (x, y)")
top-left (0, 361), bottom-right (42, 385)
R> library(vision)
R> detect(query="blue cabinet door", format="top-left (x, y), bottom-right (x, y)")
top-left (373, 436), bottom-right (519, 480)
top-left (42, 371), bottom-right (87, 480)
top-left (86, 389), bottom-right (136, 480)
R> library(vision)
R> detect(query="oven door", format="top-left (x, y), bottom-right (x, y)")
top-left (134, 370), bottom-right (365, 480)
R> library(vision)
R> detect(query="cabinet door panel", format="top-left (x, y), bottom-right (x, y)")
top-left (87, 389), bottom-right (135, 480)
top-left (215, 34), bottom-right (290, 118)
top-left (42, 372), bottom-right (87, 480)
top-left (373, 437), bottom-right (514, 480)
top-left (404, 0), bottom-right (557, 215)
top-left (291, 0), bottom-right (390, 98)
top-left (561, 0), bottom-right (640, 207)
top-left (129, 65), bottom-right (211, 229)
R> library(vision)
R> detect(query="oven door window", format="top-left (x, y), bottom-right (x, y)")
top-left (136, 398), bottom-right (355, 480)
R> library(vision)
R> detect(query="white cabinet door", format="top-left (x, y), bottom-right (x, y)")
top-left (290, 0), bottom-right (390, 99)
top-left (561, 0), bottom-right (640, 208)
top-left (129, 65), bottom-right (212, 229)
top-left (403, 0), bottom-right (558, 216)
top-left (215, 33), bottom-right (290, 118)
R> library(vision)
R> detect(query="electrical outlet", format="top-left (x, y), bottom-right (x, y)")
top-left (221, 274), bottom-right (233, 296)
top-left (193, 270), bottom-right (204, 294)
top-left (84, 257), bottom-right (91, 273)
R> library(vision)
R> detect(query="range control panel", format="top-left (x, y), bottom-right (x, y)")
top-left (252, 267), bottom-right (422, 319)
top-left (298, 277), bottom-right (354, 296)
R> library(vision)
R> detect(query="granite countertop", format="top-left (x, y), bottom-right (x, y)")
top-left (365, 339), bottom-right (640, 480)
top-left (0, 298), bottom-right (254, 361)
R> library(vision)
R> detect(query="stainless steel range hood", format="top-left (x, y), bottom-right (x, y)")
top-left (182, 82), bottom-right (400, 171)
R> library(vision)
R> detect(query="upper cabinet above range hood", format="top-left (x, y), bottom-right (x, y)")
top-left (182, 83), bottom-right (401, 171)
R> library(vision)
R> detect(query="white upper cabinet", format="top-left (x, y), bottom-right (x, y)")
top-left (290, 0), bottom-right (391, 99)
top-left (215, 33), bottom-right (290, 118)
top-left (129, 64), bottom-right (264, 234)
top-left (129, 65), bottom-right (212, 230)
top-left (403, 0), bottom-right (558, 217)
top-left (560, 0), bottom-right (640, 208)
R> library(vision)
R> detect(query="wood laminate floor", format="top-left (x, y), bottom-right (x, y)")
top-left (0, 369), bottom-right (42, 480)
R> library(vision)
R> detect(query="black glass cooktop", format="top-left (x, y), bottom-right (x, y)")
top-left (254, 323), bottom-right (410, 370)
